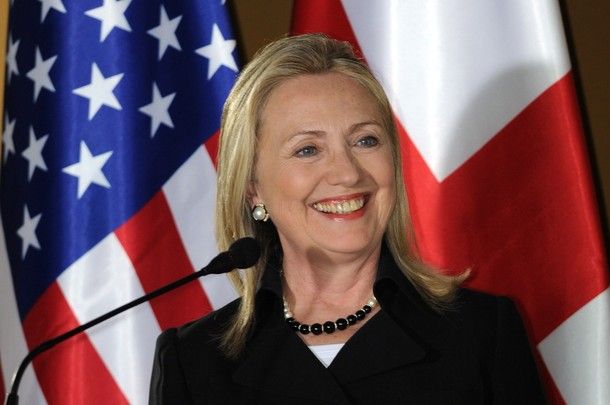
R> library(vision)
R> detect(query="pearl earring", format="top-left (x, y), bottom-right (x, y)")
top-left (251, 203), bottom-right (269, 222)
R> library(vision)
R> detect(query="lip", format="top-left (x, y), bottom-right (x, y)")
top-left (319, 209), bottom-right (366, 221)
top-left (311, 193), bottom-right (368, 205)
top-left (310, 193), bottom-right (369, 220)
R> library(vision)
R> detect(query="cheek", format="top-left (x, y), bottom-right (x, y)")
top-left (372, 154), bottom-right (398, 213)
top-left (369, 150), bottom-right (396, 188)
top-left (260, 163), bottom-right (316, 213)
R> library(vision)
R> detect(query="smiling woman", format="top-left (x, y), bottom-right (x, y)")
top-left (251, 72), bottom-right (397, 345)
top-left (149, 34), bottom-right (546, 404)
top-left (252, 72), bottom-right (395, 265)
top-left (214, 34), bottom-right (460, 351)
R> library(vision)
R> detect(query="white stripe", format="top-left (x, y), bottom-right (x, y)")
top-left (342, 0), bottom-right (571, 181)
top-left (163, 145), bottom-right (238, 310)
top-left (538, 288), bottom-right (610, 405)
top-left (57, 233), bottom-right (160, 405)
top-left (0, 217), bottom-right (47, 404)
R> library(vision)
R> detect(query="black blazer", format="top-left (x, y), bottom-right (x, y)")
top-left (150, 249), bottom-right (546, 404)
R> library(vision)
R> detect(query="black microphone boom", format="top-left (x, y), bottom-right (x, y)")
top-left (5, 237), bottom-right (260, 405)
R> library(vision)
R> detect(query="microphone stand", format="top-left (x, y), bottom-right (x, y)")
top-left (5, 237), bottom-right (259, 405)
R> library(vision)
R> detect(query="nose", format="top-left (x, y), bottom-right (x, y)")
top-left (325, 147), bottom-right (361, 187)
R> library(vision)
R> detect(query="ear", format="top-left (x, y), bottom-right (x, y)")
top-left (246, 180), bottom-right (262, 207)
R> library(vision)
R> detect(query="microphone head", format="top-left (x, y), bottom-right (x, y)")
top-left (228, 237), bottom-right (261, 269)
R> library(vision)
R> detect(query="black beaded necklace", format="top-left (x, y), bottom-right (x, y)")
top-left (283, 296), bottom-right (378, 335)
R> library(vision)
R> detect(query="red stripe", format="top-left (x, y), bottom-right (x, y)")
top-left (22, 283), bottom-right (128, 404)
top-left (115, 191), bottom-right (213, 330)
top-left (204, 130), bottom-right (220, 168)
top-left (0, 354), bottom-right (5, 401)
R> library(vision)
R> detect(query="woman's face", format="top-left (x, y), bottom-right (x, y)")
top-left (252, 72), bottom-right (396, 259)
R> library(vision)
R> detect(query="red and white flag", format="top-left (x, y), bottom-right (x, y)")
top-left (292, 1), bottom-right (609, 403)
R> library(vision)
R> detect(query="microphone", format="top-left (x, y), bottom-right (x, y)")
top-left (5, 237), bottom-right (260, 405)
top-left (205, 236), bottom-right (261, 274)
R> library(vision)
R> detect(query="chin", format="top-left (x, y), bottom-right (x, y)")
top-left (314, 237), bottom-right (378, 257)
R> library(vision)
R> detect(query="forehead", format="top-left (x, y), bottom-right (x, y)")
top-left (260, 72), bottom-right (383, 134)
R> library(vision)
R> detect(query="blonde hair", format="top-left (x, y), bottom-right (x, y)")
top-left (216, 34), bottom-right (464, 358)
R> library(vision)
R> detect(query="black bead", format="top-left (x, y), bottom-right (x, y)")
top-left (323, 321), bottom-right (336, 334)
top-left (335, 318), bottom-right (348, 330)
top-left (290, 321), bottom-right (301, 331)
top-left (311, 323), bottom-right (323, 335)
top-left (299, 324), bottom-right (310, 334)
top-left (286, 317), bottom-right (295, 324)
top-left (355, 310), bottom-right (366, 320)
top-left (347, 315), bottom-right (357, 325)
top-left (363, 305), bottom-right (372, 313)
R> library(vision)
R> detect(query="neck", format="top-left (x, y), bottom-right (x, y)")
top-left (281, 243), bottom-right (381, 313)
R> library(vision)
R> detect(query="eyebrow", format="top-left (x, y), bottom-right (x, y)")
top-left (349, 120), bottom-right (383, 132)
top-left (287, 120), bottom-right (383, 140)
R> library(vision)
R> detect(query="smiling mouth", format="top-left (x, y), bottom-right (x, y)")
top-left (312, 196), bottom-right (366, 214)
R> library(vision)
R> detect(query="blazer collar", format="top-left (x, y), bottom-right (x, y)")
top-left (232, 293), bottom-right (352, 403)
top-left (331, 246), bottom-right (456, 382)
top-left (328, 309), bottom-right (426, 382)
top-left (233, 244), bottom-right (455, 398)
top-left (257, 241), bottom-right (444, 313)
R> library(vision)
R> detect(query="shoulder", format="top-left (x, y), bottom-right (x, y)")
top-left (449, 289), bottom-right (546, 401)
top-left (150, 299), bottom-right (243, 403)
top-left (448, 289), bottom-right (546, 401)
top-left (440, 289), bottom-right (530, 367)
top-left (451, 288), bottom-right (525, 345)
top-left (154, 297), bottom-right (243, 379)
top-left (153, 299), bottom-right (242, 389)
top-left (453, 288), bottom-right (520, 323)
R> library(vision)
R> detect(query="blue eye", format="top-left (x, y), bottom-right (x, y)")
top-left (356, 136), bottom-right (379, 148)
top-left (295, 145), bottom-right (318, 157)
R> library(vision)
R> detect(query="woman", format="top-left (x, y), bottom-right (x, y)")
top-left (150, 34), bottom-right (545, 404)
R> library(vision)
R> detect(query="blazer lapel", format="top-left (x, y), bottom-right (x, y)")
top-left (329, 266), bottom-right (459, 384)
top-left (232, 248), bottom-right (457, 400)
top-left (328, 308), bottom-right (427, 382)
top-left (232, 302), bottom-right (352, 403)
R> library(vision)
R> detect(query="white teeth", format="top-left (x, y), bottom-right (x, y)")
top-left (312, 198), bottom-right (365, 214)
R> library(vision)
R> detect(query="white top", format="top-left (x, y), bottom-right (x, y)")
top-left (308, 343), bottom-right (345, 368)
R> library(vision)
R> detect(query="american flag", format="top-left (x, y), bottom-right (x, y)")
top-left (1, 0), bottom-right (238, 403)
top-left (292, 0), bottom-right (609, 403)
